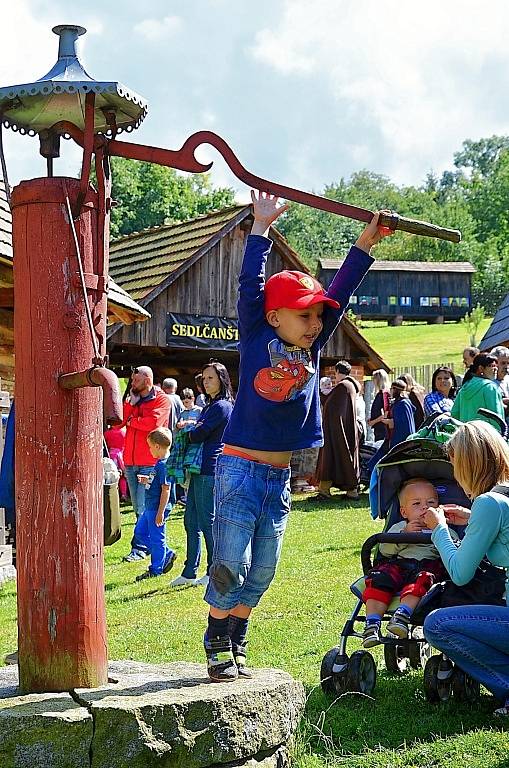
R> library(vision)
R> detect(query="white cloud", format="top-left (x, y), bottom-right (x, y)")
top-left (134, 15), bottom-right (182, 41)
top-left (250, 0), bottom-right (509, 184)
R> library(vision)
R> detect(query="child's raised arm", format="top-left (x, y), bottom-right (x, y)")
top-left (250, 190), bottom-right (288, 237)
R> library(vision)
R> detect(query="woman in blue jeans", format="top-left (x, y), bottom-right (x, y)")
top-left (170, 361), bottom-right (234, 588)
top-left (423, 420), bottom-right (509, 716)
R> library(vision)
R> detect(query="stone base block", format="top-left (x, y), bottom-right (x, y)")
top-left (0, 660), bottom-right (305, 768)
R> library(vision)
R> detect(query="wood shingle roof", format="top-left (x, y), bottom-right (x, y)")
top-left (319, 258), bottom-right (476, 273)
top-left (109, 204), bottom-right (249, 302)
top-left (0, 177), bottom-right (12, 261)
top-left (479, 295), bottom-right (509, 350)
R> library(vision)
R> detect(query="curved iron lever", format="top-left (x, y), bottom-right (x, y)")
top-left (58, 123), bottom-right (461, 243)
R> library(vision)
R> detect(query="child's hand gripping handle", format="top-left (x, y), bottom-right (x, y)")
top-left (377, 212), bottom-right (461, 243)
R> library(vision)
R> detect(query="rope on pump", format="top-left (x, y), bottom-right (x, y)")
top-left (62, 181), bottom-right (102, 365)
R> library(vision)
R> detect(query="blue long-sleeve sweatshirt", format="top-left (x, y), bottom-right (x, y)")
top-left (222, 234), bottom-right (374, 452)
top-left (188, 398), bottom-right (233, 475)
top-left (431, 490), bottom-right (509, 605)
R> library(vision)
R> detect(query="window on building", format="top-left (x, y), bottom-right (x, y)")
top-left (441, 297), bottom-right (449, 307)
top-left (420, 297), bottom-right (430, 307)
top-left (430, 296), bottom-right (440, 307)
top-left (359, 296), bottom-right (369, 306)
top-left (388, 296), bottom-right (397, 306)
top-left (370, 296), bottom-right (379, 305)
top-left (400, 296), bottom-right (412, 306)
top-left (350, 295), bottom-right (358, 304)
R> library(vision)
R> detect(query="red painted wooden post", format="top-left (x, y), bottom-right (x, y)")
top-left (12, 177), bottom-right (108, 692)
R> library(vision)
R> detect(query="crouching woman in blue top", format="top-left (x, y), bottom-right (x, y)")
top-left (423, 420), bottom-right (509, 716)
top-left (203, 191), bottom-right (394, 682)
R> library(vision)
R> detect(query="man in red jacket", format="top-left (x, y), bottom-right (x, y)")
top-left (122, 366), bottom-right (171, 562)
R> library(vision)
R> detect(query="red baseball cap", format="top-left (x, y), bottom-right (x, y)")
top-left (264, 270), bottom-right (340, 312)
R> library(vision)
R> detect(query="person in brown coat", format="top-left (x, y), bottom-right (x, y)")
top-left (314, 360), bottom-right (361, 501)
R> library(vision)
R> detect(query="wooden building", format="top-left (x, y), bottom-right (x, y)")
top-left (0, 173), bottom-right (150, 394)
top-left (106, 205), bottom-right (389, 385)
top-left (479, 294), bottom-right (509, 351)
top-left (317, 258), bottom-right (476, 324)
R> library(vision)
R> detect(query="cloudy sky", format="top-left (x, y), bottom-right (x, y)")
top-left (2, 0), bottom-right (509, 202)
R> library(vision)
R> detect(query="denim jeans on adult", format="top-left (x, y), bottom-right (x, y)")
top-left (124, 464), bottom-right (153, 553)
top-left (424, 605), bottom-right (509, 701)
top-left (181, 473), bottom-right (215, 579)
top-left (133, 507), bottom-right (174, 575)
top-left (205, 454), bottom-right (291, 611)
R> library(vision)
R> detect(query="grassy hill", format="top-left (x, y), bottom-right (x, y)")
top-left (360, 318), bottom-right (492, 371)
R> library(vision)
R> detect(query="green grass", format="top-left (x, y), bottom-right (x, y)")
top-left (1, 497), bottom-right (508, 767)
top-left (359, 319), bottom-right (492, 371)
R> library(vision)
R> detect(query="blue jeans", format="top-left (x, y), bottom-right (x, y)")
top-left (424, 605), bottom-right (509, 701)
top-left (205, 454), bottom-right (291, 611)
top-left (133, 507), bottom-right (174, 575)
top-left (181, 474), bottom-right (215, 579)
top-left (125, 464), bottom-right (153, 553)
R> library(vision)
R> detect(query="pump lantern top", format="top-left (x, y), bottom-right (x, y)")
top-left (0, 24), bottom-right (147, 136)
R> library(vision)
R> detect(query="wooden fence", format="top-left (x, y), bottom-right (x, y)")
top-left (391, 363), bottom-right (458, 393)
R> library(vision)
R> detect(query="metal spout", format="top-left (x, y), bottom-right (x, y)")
top-left (59, 367), bottom-right (123, 425)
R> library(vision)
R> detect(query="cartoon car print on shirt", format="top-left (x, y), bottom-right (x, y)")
top-left (254, 338), bottom-right (316, 403)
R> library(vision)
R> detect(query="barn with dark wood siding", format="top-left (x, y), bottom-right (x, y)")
top-left (317, 258), bottom-right (476, 324)
top-left (107, 205), bottom-right (389, 386)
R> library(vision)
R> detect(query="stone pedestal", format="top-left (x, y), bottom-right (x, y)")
top-left (0, 660), bottom-right (305, 768)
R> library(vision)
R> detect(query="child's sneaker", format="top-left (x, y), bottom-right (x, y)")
top-left (162, 551), bottom-right (177, 574)
top-left (204, 634), bottom-right (238, 682)
top-left (123, 548), bottom-right (147, 563)
top-left (362, 623), bottom-right (381, 648)
top-left (232, 642), bottom-right (253, 678)
top-left (387, 611), bottom-right (411, 639)
top-left (135, 570), bottom-right (158, 582)
top-left (494, 698), bottom-right (509, 717)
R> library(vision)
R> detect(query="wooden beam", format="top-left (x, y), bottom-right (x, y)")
top-left (0, 287), bottom-right (14, 308)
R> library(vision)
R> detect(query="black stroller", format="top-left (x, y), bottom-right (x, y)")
top-left (320, 427), bottom-right (484, 702)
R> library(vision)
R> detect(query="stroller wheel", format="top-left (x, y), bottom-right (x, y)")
top-left (408, 639), bottom-right (432, 670)
top-left (452, 668), bottom-right (480, 703)
top-left (320, 647), bottom-right (348, 696)
top-left (346, 650), bottom-right (377, 695)
top-left (423, 655), bottom-right (454, 703)
top-left (384, 642), bottom-right (409, 674)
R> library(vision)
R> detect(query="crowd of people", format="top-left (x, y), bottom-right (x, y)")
top-left (87, 191), bottom-right (509, 711)
top-left (309, 344), bottom-right (509, 503)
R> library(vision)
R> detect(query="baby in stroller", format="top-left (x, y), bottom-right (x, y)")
top-left (320, 431), bottom-right (472, 698)
top-left (362, 478), bottom-right (460, 648)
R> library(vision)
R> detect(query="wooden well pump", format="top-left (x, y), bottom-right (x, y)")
top-left (0, 25), bottom-right (461, 693)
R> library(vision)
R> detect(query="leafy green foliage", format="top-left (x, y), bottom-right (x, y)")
top-left (95, 158), bottom-right (235, 239)
top-left (461, 303), bottom-right (486, 347)
top-left (277, 136), bottom-right (509, 312)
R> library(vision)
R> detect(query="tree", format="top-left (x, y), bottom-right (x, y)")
top-left (93, 158), bottom-right (235, 239)
top-left (461, 303), bottom-right (486, 347)
top-left (454, 136), bottom-right (509, 179)
top-left (277, 169), bottom-right (477, 271)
